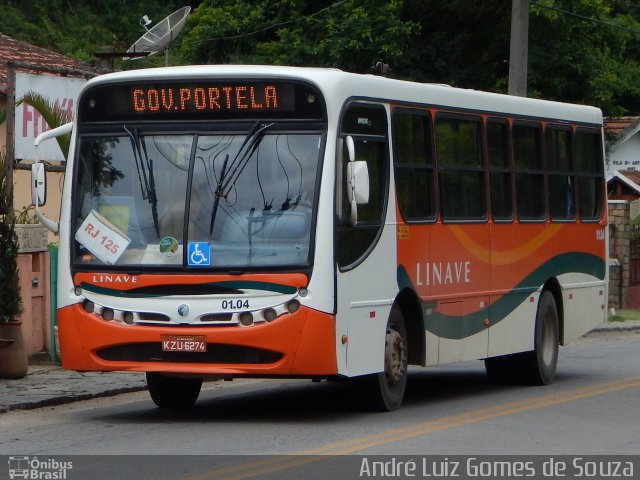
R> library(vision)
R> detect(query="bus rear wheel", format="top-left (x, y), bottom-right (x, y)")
top-left (362, 308), bottom-right (408, 412)
top-left (484, 290), bottom-right (559, 385)
top-left (520, 290), bottom-right (559, 385)
top-left (146, 372), bottom-right (202, 408)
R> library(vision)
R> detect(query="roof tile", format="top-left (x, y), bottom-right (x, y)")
top-left (618, 169), bottom-right (640, 185)
top-left (0, 33), bottom-right (90, 94)
top-left (604, 116), bottom-right (640, 139)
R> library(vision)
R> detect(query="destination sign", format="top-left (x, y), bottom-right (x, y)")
top-left (131, 84), bottom-right (290, 114)
top-left (78, 80), bottom-right (325, 122)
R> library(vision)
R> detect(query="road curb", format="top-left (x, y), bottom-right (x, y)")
top-left (0, 367), bottom-right (148, 414)
top-left (592, 321), bottom-right (640, 333)
top-left (0, 385), bottom-right (147, 414)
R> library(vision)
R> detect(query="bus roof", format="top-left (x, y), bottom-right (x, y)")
top-left (85, 65), bottom-right (603, 126)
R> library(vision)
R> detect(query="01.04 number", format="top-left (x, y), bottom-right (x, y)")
top-left (221, 299), bottom-right (250, 310)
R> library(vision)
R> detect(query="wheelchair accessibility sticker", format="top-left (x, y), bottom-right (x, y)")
top-left (188, 242), bottom-right (211, 266)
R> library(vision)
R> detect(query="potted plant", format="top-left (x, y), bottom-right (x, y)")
top-left (0, 148), bottom-right (28, 378)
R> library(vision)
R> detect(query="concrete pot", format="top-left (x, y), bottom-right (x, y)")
top-left (0, 320), bottom-right (29, 379)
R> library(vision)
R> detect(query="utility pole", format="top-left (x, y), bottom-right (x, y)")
top-left (508, 0), bottom-right (529, 97)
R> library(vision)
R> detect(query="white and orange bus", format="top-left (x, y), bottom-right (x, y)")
top-left (33, 66), bottom-right (607, 411)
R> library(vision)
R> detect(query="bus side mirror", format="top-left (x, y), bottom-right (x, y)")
top-left (346, 135), bottom-right (370, 225)
top-left (346, 135), bottom-right (356, 162)
top-left (347, 161), bottom-right (370, 225)
top-left (31, 163), bottom-right (47, 207)
top-left (30, 121), bottom-right (72, 234)
top-left (347, 161), bottom-right (370, 206)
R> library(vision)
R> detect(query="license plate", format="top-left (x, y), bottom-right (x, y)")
top-left (161, 335), bottom-right (207, 352)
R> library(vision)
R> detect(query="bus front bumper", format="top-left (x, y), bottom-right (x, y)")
top-left (56, 304), bottom-right (337, 377)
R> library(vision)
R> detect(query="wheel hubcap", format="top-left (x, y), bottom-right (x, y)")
top-left (385, 328), bottom-right (407, 385)
top-left (541, 313), bottom-right (556, 366)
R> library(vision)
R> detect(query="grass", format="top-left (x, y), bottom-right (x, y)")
top-left (608, 309), bottom-right (640, 323)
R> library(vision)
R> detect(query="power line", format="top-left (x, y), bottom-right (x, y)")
top-left (201, 0), bottom-right (348, 41)
top-left (531, 1), bottom-right (640, 36)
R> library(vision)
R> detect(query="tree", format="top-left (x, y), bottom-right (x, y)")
top-left (0, 0), bottom-right (190, 66)
top-left (528, 0), bottom-right (640, 115)
top-left (179, 0), bottom-right (418, 73)
top-left (393, 1), bottom-right (512, 86)
top-left (16, 92), bottom-right (73, 157)
top-left (3, 0), bottom-right (640, 114)
top-left (0, 149), bottom-right (22, 322)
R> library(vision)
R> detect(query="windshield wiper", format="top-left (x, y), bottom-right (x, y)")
top-left (140, 136), bottom-right (159, 238)
top-left (125, 126), bottom-right (160, 238)
top-left (209, 152), bottom-right (229, 235)
top-left (209, 122), bottom-right (273, 234)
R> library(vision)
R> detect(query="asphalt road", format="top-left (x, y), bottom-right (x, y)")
top-left (1, 330), bottom-right (638, 480)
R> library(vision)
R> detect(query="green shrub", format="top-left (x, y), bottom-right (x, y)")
top-left (0, 152), bottom-right (23, 321)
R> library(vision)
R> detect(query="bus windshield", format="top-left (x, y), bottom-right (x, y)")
top-left (72, 127), bottom-right (323, 270)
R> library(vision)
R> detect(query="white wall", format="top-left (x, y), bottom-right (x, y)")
top-left (607, 134), bottom-right (640, 177)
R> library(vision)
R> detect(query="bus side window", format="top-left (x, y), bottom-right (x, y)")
top-left (575, 129), bottom-right (604, 221)
top-left (392, 110), bottom-right (436, 222)
top-left (513, 122), bottom-right (545, 221)
top-left (547, 126), bottom-right (575, 221)
top-left (336, 103), bottom-right (389, 270)
top-left (435, 113), bottom-right (486, 221)
top-left (487, 118), bottom-right (513, 221)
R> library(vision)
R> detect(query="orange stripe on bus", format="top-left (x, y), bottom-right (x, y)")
top-left (448, 224), bottom-right (563, 265)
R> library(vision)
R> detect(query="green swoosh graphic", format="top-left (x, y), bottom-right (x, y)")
top-left (397, 252), bottom-right (605, 339)
top-left (80, 280), bottom-right (297, 298)
top-left (212, 281), bottom-right (297, 294)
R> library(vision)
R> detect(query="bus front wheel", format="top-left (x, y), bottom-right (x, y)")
top-left (361, 308), bottom-right (408, 412)
top-left (146, 372), bottom-right (202, 408)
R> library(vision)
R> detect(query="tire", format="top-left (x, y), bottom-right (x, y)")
top-left (520, 290), bottom-right (559, 385)
top-left (146, 372), bottom-right (202, 408)
top-left (361, 308), bottom-right (408, 412)
top-left (484, 290), bottom-right (559, 385)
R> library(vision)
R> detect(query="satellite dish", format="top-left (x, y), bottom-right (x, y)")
top-left (124, 6), bottom-right (191, 65)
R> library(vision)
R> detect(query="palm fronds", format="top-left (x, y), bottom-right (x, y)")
top-left (16, 91), bottom-right (72, 158)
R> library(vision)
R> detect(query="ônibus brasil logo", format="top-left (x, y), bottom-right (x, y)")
top-left (8, 456), bottom-right (73, 479)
